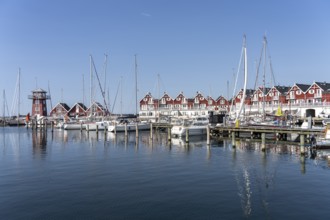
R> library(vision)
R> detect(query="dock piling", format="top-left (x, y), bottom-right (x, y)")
top-left (167, 127), bottom-right (171, 142)
top-left (232, 131), bottom-right (236, 148)
top-left (135, 123), bottom-right (139, 138)
top-left (261, 133), bottom-right (266, 151)
top-left (206, 125), bottom-right (210, 145)
top-left (150, 123), bottom-right (153, 139)
top-left (185, 129), bottom-right (189, 143)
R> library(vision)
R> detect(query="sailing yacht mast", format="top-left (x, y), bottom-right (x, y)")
top-left (134, 54), bottom-right (138, 116)
top-left (90, 55), bottom-right (93, 109)
top-left (236, 35), bottom-right (248, 121)
top-left (262, 36), bottom-right (266, 119)
top-left (18, 68), bottom-right (20, 121)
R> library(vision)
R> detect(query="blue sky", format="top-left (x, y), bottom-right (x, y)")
top-left (1, 0), bottom-right (329, 115)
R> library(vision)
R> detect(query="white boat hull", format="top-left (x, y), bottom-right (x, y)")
top-left (171, 125), bottom-right (207, 137)
top-left (85, 121), bottom-right (108, 131)
top-left (108, 123), bottom-right (150, 132)
top-left (63, 123), bottom-right (84, 130)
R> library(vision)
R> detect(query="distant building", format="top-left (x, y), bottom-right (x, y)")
top-left (49, 103), bottom-right (70, 118)
top-left (85, 102), bottom-right (109, 117)
top-left (28, 88), bottom-right (50, 117)
top-left (67, 103), bottom-right (88, 118)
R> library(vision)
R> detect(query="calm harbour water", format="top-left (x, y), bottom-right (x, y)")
top-left (1, 127), bottom-right (330, 220)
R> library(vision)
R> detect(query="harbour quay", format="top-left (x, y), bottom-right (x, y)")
top-left (210, 125), bottom-right (325, 149)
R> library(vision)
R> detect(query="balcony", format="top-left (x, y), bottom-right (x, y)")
top-left (314, 93), bottom-right (322, 98)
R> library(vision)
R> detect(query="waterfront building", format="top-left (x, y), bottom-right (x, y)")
top-left (67, 102), bottom-right (88, 118)
top-left (28, 88), bottom-right (50, 117)
top-left (268, 86), bottom-right (290, 106)
top-left (287, 83), bottom-right (310, 105)
top-left (49, 103), bottom-right (70, 118)
top-left (138, 81), bottom-right (330, 120)
top-left (215, 95), bottom-right (230, 114)
top-left (251, 87), bottom-right (271, 106)
top-left (307, 82), bottom-right (330, 103)
top-left (85, 102), bottom-right (109, 117)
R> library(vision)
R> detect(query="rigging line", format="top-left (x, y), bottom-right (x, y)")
top-left (103, 53), bottom-right (108, 96)
top-left (111, 79), bottom-right (121, 113)
top-left (269, 56), bottom-right (276, 86)
top-left (10, 72), bottom-right (20, 117)
top-left (91, 55), bottom-right (109, 114)
top-left (229, 37), bottom-right (244, 116)
top-left (48, 81), bottom-right (53, 111)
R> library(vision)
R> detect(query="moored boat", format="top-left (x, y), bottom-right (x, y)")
top-left (107, 118), bottom-right (150, 132)
top-left (171, 116), bottom-right (209, 137)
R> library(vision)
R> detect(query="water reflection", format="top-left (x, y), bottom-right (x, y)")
top-left (32, 129), bottom-right (47, 159)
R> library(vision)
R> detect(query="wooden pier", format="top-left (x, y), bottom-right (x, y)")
top-left (211, 125), bottom-right (325, 154)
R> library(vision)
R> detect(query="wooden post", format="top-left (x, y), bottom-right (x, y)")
top-left (232, 131), bottom-right (236, 148)
top-left (150, 123), bottom-right (153, 139)
top-left (168, 127), bottom-right (171, 142)
top-left (80, 123), bottom-right (83, 132)
top-left (125, 123), bottom-right (128, 137)
top-left (135, 123), bottom-right (139, 138)
top-left (86, 124), bottom-right (89, 133)
top-left (185, 129), bottom-right (189, 143)
top-left (51, 121), bottom-right (54, 132)
top-left (206, 125), bottom-right (210, 145)
top-left (261, 133), bottom-right (266, 151)
top-left (96, 124), bottom-right (99, 134)
top-left (300, 134), bottom-right (305, 155)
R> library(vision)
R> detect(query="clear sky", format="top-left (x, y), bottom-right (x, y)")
top-left (1, 0), bottom-right (329, 116)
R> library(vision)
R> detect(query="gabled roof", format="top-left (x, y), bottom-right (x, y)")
top-left (315, 82), bottom-right (330, 91)
top-left (215, 95), bottom-right (227, 101)
top-left (160, 92), bottom-right (172, 101)
top-left (274, 86), bottom-right (290, 94)
top-left (175, 92), bottom-right (186, 100)
top-left (295, 83), bottom-right (310, 92)
top-left (69, 102), bottom-right (87, 111)
top-left (53, 102), bottom-right (70, 111)
top-left (76, 102), bottom-right (87, 110)
top-left (255, 87), bottom-right (271, 95)
top-left (246, 89), bottom-right (255, 97)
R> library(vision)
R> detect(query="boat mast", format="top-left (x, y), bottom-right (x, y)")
top-left (134, 54), bottom-right (138, 117)
top-left (48, 81), bottom-right (53, 111)
top-left (90, 55), bottom-right (93, 111)
top-left (18, 68), bottom-right (20, 122)
top-left (262, 36), bottom-right (267, 119)
top-left (158, 73), bottom-right (160, 118)
top-left (236, 35), bottom-right (248, 121)
top-left (2, 90), bottom-right (5, 126)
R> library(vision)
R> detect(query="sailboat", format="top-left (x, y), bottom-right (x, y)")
top-left (7, 68), bottom-right (26, 126)
top-left (248, 36), bottom-right (279, 125)
top-left (227, 35), bottom-right (248, 126)
top-left (107, 54), bottom-right (150, 132)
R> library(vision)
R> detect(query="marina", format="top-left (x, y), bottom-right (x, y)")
top-left (1, 127), bottom-right (330, 219)
top-left (2, 1), bottom-right (330, 219)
